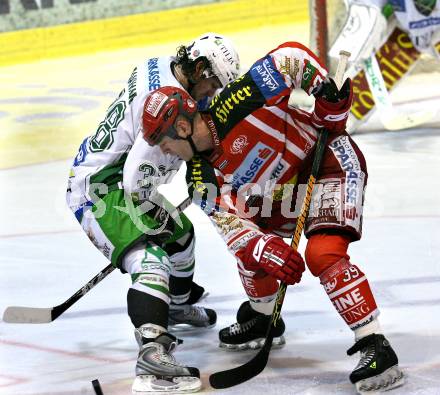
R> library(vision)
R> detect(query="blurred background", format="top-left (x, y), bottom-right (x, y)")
top-left (0, 0), bottom-right (309, 170)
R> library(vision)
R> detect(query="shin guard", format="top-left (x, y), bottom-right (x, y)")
top-left (320, 258), bottom-right (379, 330)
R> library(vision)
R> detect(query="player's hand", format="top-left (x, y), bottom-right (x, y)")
top-left (243, 235), bottom-right (305, 285)
top-left (152, 205), bottom-right (175, 238)
top-left (311, 77), bottom-right (353, 132)
top-left (140, 200), bottom-right (175, 243)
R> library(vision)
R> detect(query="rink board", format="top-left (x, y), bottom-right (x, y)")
top-left (0, 0), bottom-right (308, 67)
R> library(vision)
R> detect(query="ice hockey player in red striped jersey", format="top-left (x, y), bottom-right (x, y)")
top-left (141, 41), bottom-right (404, 393)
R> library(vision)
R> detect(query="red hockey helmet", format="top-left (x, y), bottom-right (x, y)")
top-left (142, 86), bottom-right (198, 146)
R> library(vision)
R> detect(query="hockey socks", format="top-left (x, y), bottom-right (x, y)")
top-left (319, 258), bottom-right (379, 331)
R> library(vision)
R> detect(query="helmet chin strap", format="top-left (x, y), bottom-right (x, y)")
top-left (186, 135), bottom-right (200, 156)
top-left (175, 118), bottom-right (202, 156)
top-left (185, 117), bottom-right (206, 156)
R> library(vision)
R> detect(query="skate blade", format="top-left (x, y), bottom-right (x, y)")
top-left (355, 366), bottom-right (404, 394)
top-left (168, 322), bottom-right (216, 331)
top-left (219, 335), bottom-right (285, 351)
top-left (132, 375), bottom-right (201, 394)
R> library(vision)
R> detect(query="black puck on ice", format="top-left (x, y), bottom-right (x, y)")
top-left (92, 379), bottom-right (104, 395)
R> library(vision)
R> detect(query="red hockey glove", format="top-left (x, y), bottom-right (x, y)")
top-left (242, 235), bottom-right (305, 285)
top-left (311, 78), bottom-right (353, 133)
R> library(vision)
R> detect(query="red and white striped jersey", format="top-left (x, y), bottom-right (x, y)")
top-left (186, 41), bottom-right (328, 261)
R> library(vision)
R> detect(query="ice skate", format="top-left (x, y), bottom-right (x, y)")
top-left (219, 301), bottom-right (285, 350)
top-left (169, 304), bottom-right (217, 328)
top-left (347, 333), bottom-right (404, 394)
top-left (132, 328), bottom-right (201, 394)
top-left (169, 282), bottom-right (217, 329)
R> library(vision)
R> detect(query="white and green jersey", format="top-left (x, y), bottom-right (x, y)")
top-left (390, 0), bottom-right (440, 55)
top-left (67, 56), bottom-right (185, 221)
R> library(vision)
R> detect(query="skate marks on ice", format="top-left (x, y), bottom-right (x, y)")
top-left (1, 128), bottom-right (440, 394)
top-left (6, 273), bottom-right (436, 323)
top-left (197, 335), bottom-right (440, 395)
top-left (1, 217), bottom-right (440, 395)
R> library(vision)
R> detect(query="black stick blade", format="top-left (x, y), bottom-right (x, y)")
top-left (92, 379), bottom-right (104, 395)
top-left (209, 342), bottom-right (271, 389)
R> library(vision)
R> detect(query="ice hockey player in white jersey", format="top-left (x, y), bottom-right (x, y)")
top-left (66, 33), bottom-right (240, 393)
top-left (329, 0), bottom-right (440, 130)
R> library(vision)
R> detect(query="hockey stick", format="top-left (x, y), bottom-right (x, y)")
top-left (363, 53), bottom-right (436, 131)
top-left (209, 50), bottom-right (351, 389)
top-left (2, 196), bottom-right (193, 324)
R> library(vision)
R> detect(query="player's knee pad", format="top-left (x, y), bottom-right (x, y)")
top-left (123, 242), bottom-right (172, 304)
top-left (305, 232), bottom-right (350, 277)
top-left (319, 258), bottom-right (379, 330)
top-left (166, 226), bottom-right (196, 304)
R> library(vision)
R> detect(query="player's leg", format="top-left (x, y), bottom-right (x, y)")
top-left (216, 196), bottom-right (298, 350)
top-left (218, 261), bottom-right (285, 350)
top-left (304, 133), bottom-right (403, 392)
top-left (81, 190), bottom-right (201, 392)
top-left (305, 232), bottom-right (403, 392)
top-left (78, 189), bottom-right (201, 393)
top-left (123, 131), bottom-right (215, 331)
top-left (164, 218), bottom-right (217, 329)
top-left (123, 242), bottom-right (201, 393)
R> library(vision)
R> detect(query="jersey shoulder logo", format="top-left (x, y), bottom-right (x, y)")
top-left (147, 57), bottom-right (161, 91)
top-left (301, 60), bottom-right (318, 91)
top-left (249, 55), bottom-right (287, 100)
top-left (413, 0), bottom-right (436, 16)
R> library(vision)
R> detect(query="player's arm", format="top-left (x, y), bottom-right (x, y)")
top-left (266, 43), bottom-right (354, 133)
top-left (207, 41), bottom-right (350, 133)
top-left (243, 41), bottom-right (328, 106)
top-left (245, 42), bottom-right (353, 132)
top-left (265, 41), bottom-right (328, 96)
top-left (208, 210), bottom-right (305, 285)
top-left (185, 157), bottom-right (304, 285)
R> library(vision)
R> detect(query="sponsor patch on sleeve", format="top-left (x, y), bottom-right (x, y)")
top-left (250, 56), bottom-right (288, 100)
top-left (301, 60), bottom-right (320, 93)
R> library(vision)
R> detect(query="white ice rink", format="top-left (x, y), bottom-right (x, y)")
top-left (1, 25), bottom-right (440, 395)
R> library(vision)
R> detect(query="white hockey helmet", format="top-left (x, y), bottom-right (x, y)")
top-left (186, 33), bottom-right (240, 87)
